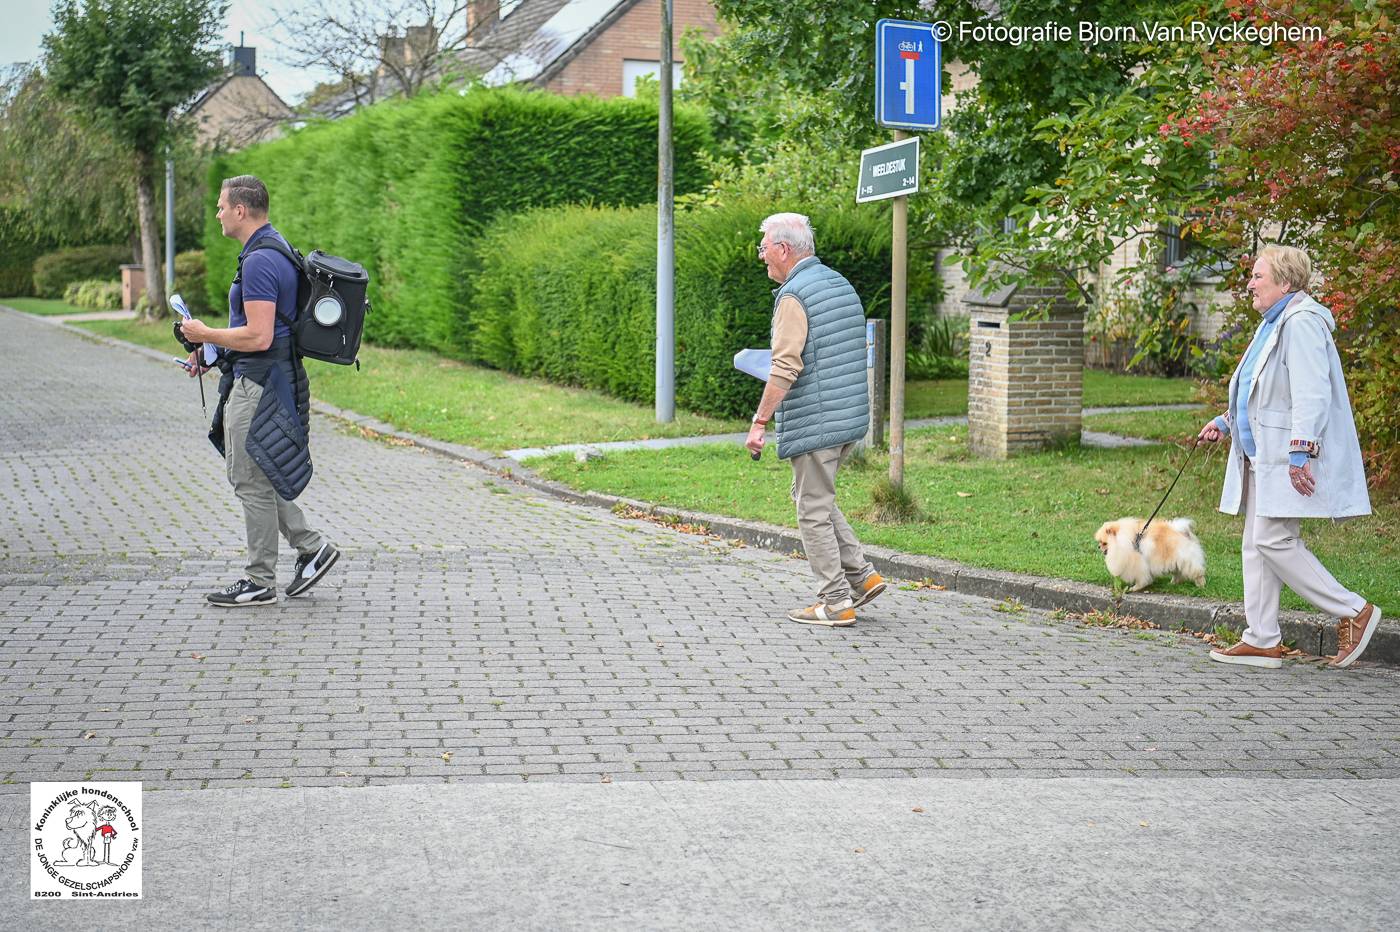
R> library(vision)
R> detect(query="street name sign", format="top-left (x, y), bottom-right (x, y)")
top-left (856, 136), bottom-right (920, 204)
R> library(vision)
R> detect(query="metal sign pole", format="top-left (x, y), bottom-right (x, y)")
top-left (888, 130), bottom-right (909, 487)
top-left (165, 157), bottom-right (176, 293)
top-left (655, 0), bottom-right (675, 423)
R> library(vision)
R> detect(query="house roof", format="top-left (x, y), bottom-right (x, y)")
top-left (186, 73), bottom-right (291, 120)
top-left (476, 0), bottom-right (641, 86)
top-left (309, 0), bottom-right (648, 119)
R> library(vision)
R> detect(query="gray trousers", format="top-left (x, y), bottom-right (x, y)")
top-left (1241, 459), bottom-right (1364, 648)
top-left (789, 441), bottom-right (875, 604)
top-left (225, 376), bottom-right (323, 588)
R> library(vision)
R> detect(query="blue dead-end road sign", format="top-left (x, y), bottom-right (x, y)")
top-left (875, 19), bottom-right (941, 131)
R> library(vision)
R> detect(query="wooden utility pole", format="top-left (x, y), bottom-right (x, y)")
top-left (888, 129), bottom-right (909, 487)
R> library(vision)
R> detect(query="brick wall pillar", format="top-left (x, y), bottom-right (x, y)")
top-left (966, 285), bottom-right (1084, 458)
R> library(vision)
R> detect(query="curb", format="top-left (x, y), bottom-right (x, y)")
top-left (44, 310), bottom-right (1400, 667)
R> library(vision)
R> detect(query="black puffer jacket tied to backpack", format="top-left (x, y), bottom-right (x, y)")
top-left (208, 337), bottom-right (314, 501)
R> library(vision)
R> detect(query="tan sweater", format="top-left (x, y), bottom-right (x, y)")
top-left (768, 295), bottom-right (807, 390)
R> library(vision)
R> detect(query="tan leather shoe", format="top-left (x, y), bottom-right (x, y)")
top-left (852, 573), bottom-right (888, 608)
top-left (1332, 603), bottom-right (1382, 669)
top-left (787, 600), bottom-right (856, 627)
top-left (1209, 640), bottom-right (1284, 669)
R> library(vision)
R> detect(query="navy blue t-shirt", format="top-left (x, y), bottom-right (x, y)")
top-left (229, 224), bottom-right (299, 340)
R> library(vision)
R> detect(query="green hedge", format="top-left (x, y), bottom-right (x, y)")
top-left (172, 250), bottom-right (209, 316)
top-left (206, 87), bottom-right (710, 355)
top-left (0, 208), bottom-right (53, 297)
top-left (62, 279), bottom-right (122, 311)
top-left (32, 245), bottom-right (130, 298)
top-left (472, 201), bottom-right (937, 419)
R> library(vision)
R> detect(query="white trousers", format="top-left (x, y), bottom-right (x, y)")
top-left (1241, 459), bottom-right (1365, 648)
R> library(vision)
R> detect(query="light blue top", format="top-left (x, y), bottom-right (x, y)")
top-left (1216, 293), bottom-right (1307, 466)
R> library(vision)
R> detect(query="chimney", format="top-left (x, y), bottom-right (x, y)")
top-left (466, 1), bottom-right (499, 47)
top-left (404, 23), bottom-right (439, 65)
top-left (231, 39), bottom-right (256, 77)
top-left (378, 26), bottom-right (407, 74)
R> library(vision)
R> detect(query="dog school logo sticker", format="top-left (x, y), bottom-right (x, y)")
top-left (31, 782), bottom-right (141, 899)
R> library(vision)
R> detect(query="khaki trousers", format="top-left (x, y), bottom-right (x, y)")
top-left (225, 376), bottom-right (323, 588)
top-left (789, 441), bottom-right (874, 604)
top-left (1241, 459), bottom-right (1364, 649)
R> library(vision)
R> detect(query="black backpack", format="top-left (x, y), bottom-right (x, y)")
top-left (238, 238), bottom-right (370, 367)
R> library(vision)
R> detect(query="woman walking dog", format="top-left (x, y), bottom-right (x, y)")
top-left (1198, 244), bottom-right (1380, 669)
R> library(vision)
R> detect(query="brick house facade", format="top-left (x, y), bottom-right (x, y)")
top-left (466, 0), bottom-right (721, 98)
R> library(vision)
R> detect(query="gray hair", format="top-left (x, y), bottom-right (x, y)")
top-left (1257, 243), bottom-right (1312, 292)
top-left (760, 213), bottom-right (815, 256)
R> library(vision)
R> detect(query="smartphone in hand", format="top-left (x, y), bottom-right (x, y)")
top-left (172, 356), bottom-right (193, 371)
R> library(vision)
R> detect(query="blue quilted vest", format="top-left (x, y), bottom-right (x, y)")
top-left (773, 257), bottom-right (870, 459)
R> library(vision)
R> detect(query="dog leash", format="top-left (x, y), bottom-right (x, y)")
top-left (1134, 436), bottom-right (1201, 552)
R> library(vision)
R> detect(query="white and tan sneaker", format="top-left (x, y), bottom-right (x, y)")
top-left (787, 599), bottom-right (857, 627)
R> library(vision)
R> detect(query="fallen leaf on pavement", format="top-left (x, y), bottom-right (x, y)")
top-left (191, 652), bottom-right (205, 661)
top-left (601, 775), bottom-right (612, 783)
top-left (912, 807), bottom-right (925, 813)
top-left (440, 752), bottom-right (453, 763)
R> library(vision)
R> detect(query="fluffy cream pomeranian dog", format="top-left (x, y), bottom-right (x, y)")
top-left (1094, 517), bottom-right (1206, 592)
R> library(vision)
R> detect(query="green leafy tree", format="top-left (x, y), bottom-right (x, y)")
top-left (0, 65), bottom-right (210, 257)
top-left (1172, 0), bottom-right (1400, 484)
top-left (697, 0), bottom-right (1206, 268)
top-left (42, 0), bottom-right (226, 315)
top-left (0, 66), bottom-right (136, 247)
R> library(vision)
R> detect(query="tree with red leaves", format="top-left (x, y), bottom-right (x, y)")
top-left (1171, 0), bottom-right (1399, 484)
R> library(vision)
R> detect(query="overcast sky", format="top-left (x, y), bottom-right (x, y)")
top-left (1, 0), bottom-right (338, 104)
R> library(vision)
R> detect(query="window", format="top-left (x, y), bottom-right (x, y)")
top-left (622, 59), bottom-right (684, 97)
top-left (1161, 221), bottom-right (1196, 269)
top-left (500, 0), bottom-right (524, 18)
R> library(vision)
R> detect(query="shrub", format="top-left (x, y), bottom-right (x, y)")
top-left (907, 315), bottom-right (969, 379)
top-left (32, 245), bottom-right (130, 298)
top-left (472, 200), bottom-right (938, 418)
top-left (62, 279), bottom-right (122, 310)
top-left (172, 250), bottom-right (209, 316)
top-left (0, 240), bottom-right (47, 297)
top-left (0, 207), bottom-right (56, 297)
top-left (1086, 265), bottom-right (1203, 377)
top-left (206, 86), bottom-right (712, 357)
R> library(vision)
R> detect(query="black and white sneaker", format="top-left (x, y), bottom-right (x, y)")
top-left (286, 542), bottom-right (340, 597)
top-left (207, 578), bottom-right (276, 608)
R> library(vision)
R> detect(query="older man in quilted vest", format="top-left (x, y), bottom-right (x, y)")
top-left (745, 213), bottom-right (887, 626)
top-left (1198, 244), bottom-right (1378, 669)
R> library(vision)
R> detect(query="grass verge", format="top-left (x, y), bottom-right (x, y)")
top-left (1082, 407), bottom-right (1209, 442)
top-left (70, 317), bottom-right (747, 452)
top-left (905, 369), bottom-right (1196, 420)
top-left (532, 425), bottom-right (1399, 612)
top-left (68, 315), bottom-right (1200, 454)
top-left (1, 297), bottom-right (95, 316)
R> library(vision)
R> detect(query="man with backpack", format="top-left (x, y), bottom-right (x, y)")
top-left (178, 175), bottom-right (340, 606)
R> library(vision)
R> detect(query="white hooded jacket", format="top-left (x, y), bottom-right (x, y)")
top-left (1217, 292), bottom-right (1370, 519)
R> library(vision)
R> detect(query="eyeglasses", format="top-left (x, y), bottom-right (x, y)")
top-left (757, 241), bottom-right (787, 258)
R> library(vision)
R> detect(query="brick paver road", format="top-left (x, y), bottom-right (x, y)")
top-left (3, 307), bottom-right (1399, 793)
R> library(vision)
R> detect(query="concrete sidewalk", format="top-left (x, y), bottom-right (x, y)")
top-left (3, 777), bottom-right (1397, 931)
